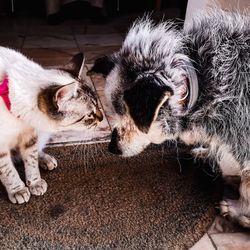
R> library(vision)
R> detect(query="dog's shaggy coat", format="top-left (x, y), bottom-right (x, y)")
top-left (89, 10), bottom-right (250, 227)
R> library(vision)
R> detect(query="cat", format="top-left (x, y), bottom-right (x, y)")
top-left (0, 47), bottom-right (103, 204)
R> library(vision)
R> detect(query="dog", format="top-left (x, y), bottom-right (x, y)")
top-left (88, 10), bottom-right (250, 228)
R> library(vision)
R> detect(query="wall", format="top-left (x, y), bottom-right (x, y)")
top-left (184, 0), bottom-right (250, 28)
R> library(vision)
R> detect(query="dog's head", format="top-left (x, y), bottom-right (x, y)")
top-left (89, 19), bottom-right (198, 157)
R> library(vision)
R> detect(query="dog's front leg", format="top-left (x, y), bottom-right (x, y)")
top-left (220, 166), bottom-right (250, 228)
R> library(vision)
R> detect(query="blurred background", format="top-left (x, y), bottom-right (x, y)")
top-left (0, 0), bottom-right (188, 24)
top-left (1, 0), bottom-right (248, 57)
top-left (0, 0), bottom-right (188, 145)
top-left (0, 0), bottom-right (188, 65)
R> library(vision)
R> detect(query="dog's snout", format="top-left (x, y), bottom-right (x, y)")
top-left (108, 128), bottom-right (122, 155)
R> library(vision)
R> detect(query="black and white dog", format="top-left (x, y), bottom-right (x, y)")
top-left (89, 10), bottom-right (250, 227)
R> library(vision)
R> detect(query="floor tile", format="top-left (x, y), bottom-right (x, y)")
top-left (71, 24), bottom-right (88, 35)
top-left (86, 24), bottom-right (118, 34)
top-left (89, 71), bottom-right (106, 91)
top-left (208, 216), bottom-right (245, 235)
top-left (25, 17), bottom-right (83, 29)
top-left (63, 19), bottom-right (89, 26)
top-left (21, 48), bottom-right (80, 66)
top-left (0, 34), bottom-right (24, 49)
top-left (210, 232), bottom-right (250, 250)
top-left (26, 24), bottom-right (72, 36)
top-left (23, 35), bottom-right (77, 48)
top-left (82, 45), bottom-right (120, 63)
top-left (81, 65), bottom-right (97, 89)
top-left (75, 34), bottom-right (123, 47)
top-left (96, 89), bottom-right (114, 127)
top-left (21, 48), bottom-right (80, 58)
top-left (96, 89), bottom-right (109, 114)
top-left (86, 66), bottom-right (114, 127)
top-left (48, 122), bottom-right (111, 146)
top-left (86, 68), bottom-right (115, 127)
top-left (190, 234), bottom-right (215, 250)
top-left (0, 16), bottom-right (27, 49)
top-left (0, 16), bottom-right (28, 35)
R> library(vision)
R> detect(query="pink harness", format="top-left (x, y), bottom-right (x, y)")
top-left (0, 76), bottom-right (11, 110)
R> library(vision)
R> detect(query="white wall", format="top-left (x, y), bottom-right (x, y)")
top-left (184, 0), bottom-right (250, 29)
top-left (184, 0), bottom-right (208, 29)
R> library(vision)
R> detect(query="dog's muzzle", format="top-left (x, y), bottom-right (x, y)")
top-left (108, 128), bottom-right (122, 155)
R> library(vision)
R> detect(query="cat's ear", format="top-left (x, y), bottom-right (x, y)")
top-left (61, 53), bottom-right (85, 78)
top-left (54, 83), bottom-right (77, 110)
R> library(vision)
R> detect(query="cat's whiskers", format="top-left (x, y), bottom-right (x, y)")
top-left (71, 142), bottom-right (82, 165)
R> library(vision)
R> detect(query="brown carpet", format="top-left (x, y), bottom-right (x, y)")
top-left (0, 143), bottom-right (217, 250)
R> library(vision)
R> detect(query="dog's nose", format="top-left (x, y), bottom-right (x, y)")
top-left (108, 128), bottom-right (122, 155)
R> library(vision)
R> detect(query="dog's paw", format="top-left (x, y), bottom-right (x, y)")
top-left (8, 186), bottom-right (31, 204)
top-left (28, 179), bottom-right (47, 196)
top-left (39, 153), bottom-right (58, 171)
top-left (220, 199), bottom-right (250, 228)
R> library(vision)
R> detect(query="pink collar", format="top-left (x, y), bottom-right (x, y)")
top-left (0, 76), bottom-right (11, 110)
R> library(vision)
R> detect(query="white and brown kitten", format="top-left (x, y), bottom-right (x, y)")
top-left (0, 47), bottom-right (103, 204)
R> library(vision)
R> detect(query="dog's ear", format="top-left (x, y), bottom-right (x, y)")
top-left (170, 56), bottom-right (199, 111)
top-left (124, 77), bottom-right (172, 133)
top-left (87, 56), bottom-right (115, 77)
top-left (60, 53), bottom-right (85, 78)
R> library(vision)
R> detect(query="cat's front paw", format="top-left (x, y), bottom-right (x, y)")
top-left (8, 186), bottom-right (31, 204)
top-left (39, 153), bottom-right (58, 171)
top-left (28, 179), bottom-right (47, 196)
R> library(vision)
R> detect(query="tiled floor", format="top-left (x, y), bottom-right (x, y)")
top-left (1, 14), bottom-right (250, 249)
top-left (191, 216), bottom-right (250, 249)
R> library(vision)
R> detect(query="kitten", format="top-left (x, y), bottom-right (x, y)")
top-left (0, 47), bottom-right (103, 204)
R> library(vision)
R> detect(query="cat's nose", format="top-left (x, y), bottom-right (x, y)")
top-left (95, 108), bottom-right (103, 122)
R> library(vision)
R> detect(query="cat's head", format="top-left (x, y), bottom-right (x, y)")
top-left (38, 53), bottom-right (103, 131)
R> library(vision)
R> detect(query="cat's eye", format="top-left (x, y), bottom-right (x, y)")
top-left (88, 112), bottom-right (94, 117)
top-left (84, 118), bottom-right (95, 125)
top-left (75, 89), bottom-right (81, 97)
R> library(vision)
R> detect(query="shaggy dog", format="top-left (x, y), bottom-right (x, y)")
top-left (89, 10), bottom-right (250, 227)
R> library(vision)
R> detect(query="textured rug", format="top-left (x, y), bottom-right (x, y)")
top-left (0, 143), bottom-right (218, 250)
